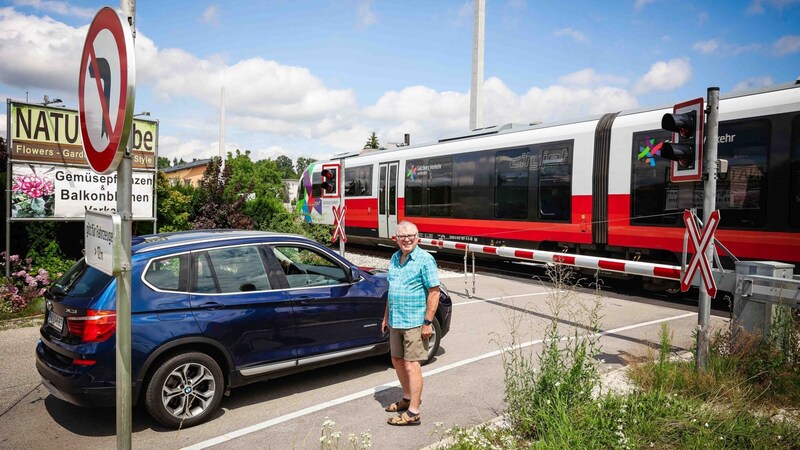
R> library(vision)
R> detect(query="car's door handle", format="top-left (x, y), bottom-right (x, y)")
top-left (295, 296), bottom-right (314, 304)
top-left (197, 301), bottom-right (224, 310)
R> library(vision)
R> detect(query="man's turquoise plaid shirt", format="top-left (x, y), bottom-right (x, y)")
top-left (387, 245), bottom-right (440, 329)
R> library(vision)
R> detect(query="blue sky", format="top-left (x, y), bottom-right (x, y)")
top-left (1, 0), bottom-right (798, 164)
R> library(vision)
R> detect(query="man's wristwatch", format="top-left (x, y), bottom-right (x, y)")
top-left (423, 319), bottom-right (432, 326)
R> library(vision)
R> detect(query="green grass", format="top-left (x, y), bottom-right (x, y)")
top-left (436, 267), bottom-right (800, 450)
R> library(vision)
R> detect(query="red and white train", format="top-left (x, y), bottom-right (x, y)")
top-left (297, 80), bottom-right (800, 284)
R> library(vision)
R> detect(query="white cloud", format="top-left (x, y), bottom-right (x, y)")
top-left (634, 0), bottom-right (656, 11)
top-left (554, 27), bottom-right (589, 45)
top-left (633, 58), bottom-right (691, 94)
top-left (0, 8), bottom-right (85, 96)
top-left (693, 39), bottom-right (719, 54)
top-left (357, 0), bottom-right (377, 28)
top-left (773, 35), bottom-right (800, 55)
top-left (748, 0), bottom-right (800, 14)
top-left (12, 0), bottom-right (95, 19)
top-left (731, 76), bottom-right (774, 92)
top-left (201, 5), bottom-right (219, 25)
top-left (558, 68), bottom-right (628, 87)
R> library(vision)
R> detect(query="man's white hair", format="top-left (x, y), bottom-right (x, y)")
top-left (396, 220), bottom-right (418, 234)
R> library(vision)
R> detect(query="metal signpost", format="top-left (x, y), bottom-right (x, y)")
top-left (78, 4), bottom-right (136, 448)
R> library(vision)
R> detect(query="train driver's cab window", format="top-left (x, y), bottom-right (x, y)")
top-left (311, 170), bottom-right (322, 198)
top-left (790, 115), bottom-right (800, 228)
top-left (494, 148), bottom-right (529, 219)
top-left (537, 145), bottom-right (572, 221)
top-left (345, 165), bottom-right (373, 197)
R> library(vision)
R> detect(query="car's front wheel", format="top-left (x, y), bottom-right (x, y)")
top-left (145, 352), bottom-right (224, 429)
top-left (423, 316), bottom-right (442, 366)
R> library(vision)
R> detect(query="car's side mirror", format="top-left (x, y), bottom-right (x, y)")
top-left (349, 267), bottom-right (362, 284)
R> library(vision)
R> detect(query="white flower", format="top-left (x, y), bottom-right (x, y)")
top-left (704, 423), bottom-right (709, 428)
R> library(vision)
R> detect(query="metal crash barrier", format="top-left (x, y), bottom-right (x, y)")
top-left (733, 261), bottom-right (800, 340)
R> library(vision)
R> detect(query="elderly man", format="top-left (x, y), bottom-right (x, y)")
top-left (382, 220), bottom-right (440, 426)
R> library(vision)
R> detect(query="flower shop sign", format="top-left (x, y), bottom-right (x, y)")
top-left (6, 100), bottom-right (157, 221)
top-left (10, 163), bottom-right (153, 219)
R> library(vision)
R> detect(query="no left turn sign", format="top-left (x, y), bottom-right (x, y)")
top-left (78, 7), bottom-right (135, 174)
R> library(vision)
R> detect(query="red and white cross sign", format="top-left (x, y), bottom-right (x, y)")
top-left (78, 7), bottom-right (136, 174)
top-left (682, 209), bottom-right (720, 297)
top-left (332, 205), bottom-right (347, 244)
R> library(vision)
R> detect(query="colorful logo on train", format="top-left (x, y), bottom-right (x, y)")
top-left (296, 163), bottom-right (323, 222)
top-left (406, 165), bottom-right (418, 181)
top-left (637, 138), bottom-right (664, 167)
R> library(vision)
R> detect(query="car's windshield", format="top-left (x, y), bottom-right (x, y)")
top-left (51, 258), bottom-right (114, 298)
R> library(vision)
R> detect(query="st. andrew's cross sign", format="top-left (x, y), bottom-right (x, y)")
top-left (682, 209), bottom-right (720, 298)
top-left (78, 6), bottom-right (136, 174)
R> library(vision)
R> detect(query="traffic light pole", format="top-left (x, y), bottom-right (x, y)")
top-left (696, 87), bottom-right (719, 371)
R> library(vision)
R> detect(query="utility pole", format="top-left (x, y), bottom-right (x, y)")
top-left (469, 0), bottom-right (485, 131)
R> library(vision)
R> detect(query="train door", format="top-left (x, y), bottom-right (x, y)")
top-left (378, 162), bottom-right (399, 239)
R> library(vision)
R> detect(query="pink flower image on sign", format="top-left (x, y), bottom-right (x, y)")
top-left (11, 169), bottom-right (56, 218)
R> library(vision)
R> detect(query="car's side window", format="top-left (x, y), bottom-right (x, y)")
top-left (193, 253), bottom-right (219, 293)
top-left (204, 245), bottom-right (271, 293)
top-left (144, 254), bottom-right (188, 291)
top-left (272, 245), bottom-right (348, 288)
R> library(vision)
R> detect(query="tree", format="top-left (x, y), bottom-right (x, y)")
top-left (192, 157), bottom-right (254, 230)
top-left (275, 155), bottom-right (295, 178)
top-left (156, 172), bottom-right (195, 232)
top-left (365, 132), bottom-right (379, 149)
top-left (172, 157), bottom-right (187, 167)
top-left (157, 156), bottom-right (171, 169)
top-left (295, 157), bottom-right (316, 176)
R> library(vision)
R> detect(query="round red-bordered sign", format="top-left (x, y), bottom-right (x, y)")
top-left (78, 7), bottom-right (136, 174)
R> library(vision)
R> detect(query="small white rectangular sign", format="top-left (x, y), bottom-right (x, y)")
top-left (85, 210), bottom-right (122, 276)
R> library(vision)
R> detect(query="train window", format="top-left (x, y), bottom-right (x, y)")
top-left (452, 151), bottom-right (493, 219)
top-left (429, 156), bottom-right (453, 217)
top-left (537, 145), bottom-right (572, 221)
top-left (345, 165), bottom-right (373, 197)
top-left (495, 148), bottom-right (529, 219)
top-left (791, 116), bottom-right (800, 228)
top-left (389, 164), bottom-right (397, 216)
top-left (405, 158), bottom-right (428, 216)
top-left (379, 165), bottom-right (387, 215)
top-left (716, 119), bottom-right (769, 228)
top-left (631, 130), bottom-right (684, 225)
top-left (311, 171), bottom-right (322, 198)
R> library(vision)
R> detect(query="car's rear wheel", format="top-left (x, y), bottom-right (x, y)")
top-left (145, 352), bottom-right (224, 429)
top-left (423, 317), bottom-right (442, 366)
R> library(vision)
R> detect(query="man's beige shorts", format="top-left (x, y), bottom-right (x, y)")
top-left (389, 326), bottom-right (429, 361)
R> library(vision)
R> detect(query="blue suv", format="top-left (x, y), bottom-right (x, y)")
top-left (36, 230), bottom-right (452, 428)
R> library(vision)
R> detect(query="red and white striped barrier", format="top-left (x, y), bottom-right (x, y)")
top-left (410, 237), bottom-right (681, 281)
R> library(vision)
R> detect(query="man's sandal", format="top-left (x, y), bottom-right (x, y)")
top-left (387, 411), bottom-right (421, 426)
top-left (384, 398), bottom-right (410, 412)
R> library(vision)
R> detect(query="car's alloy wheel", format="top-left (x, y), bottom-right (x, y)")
top-left (145, 352), bottom-right (224, 428)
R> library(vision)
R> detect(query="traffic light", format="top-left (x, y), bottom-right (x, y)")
top-left (661, 111), bottom-right (697, 166)
top-left (661, 97), bottom-right (704, 182)
top-left (320, 167), bottom-right (338, 195)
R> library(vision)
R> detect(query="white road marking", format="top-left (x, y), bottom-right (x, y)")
top-left (181, 312), bottom-right (696, 450)
top-left (454, 291), bottom-right (553, 306)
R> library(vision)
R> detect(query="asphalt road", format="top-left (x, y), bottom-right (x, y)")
top-left (0, 272), bottom-right (726, 450)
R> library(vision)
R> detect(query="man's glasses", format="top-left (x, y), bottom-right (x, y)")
top-left (396, 233), bottom-right (417, 241)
